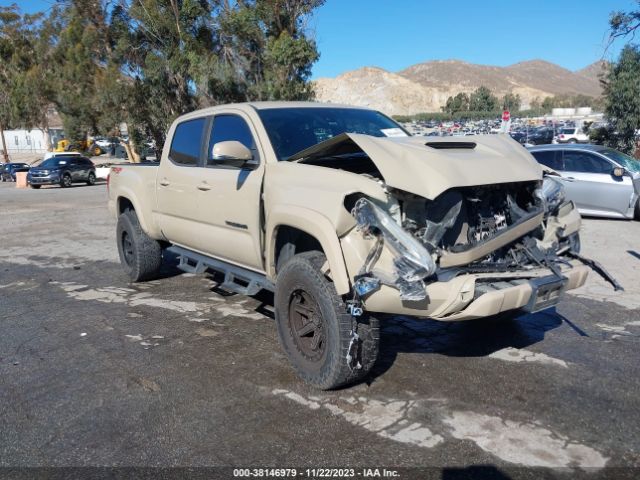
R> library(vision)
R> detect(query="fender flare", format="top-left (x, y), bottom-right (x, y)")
top-left (266, 205), bottom-right (351, 295)
top-left (115, 188), bottom-right (160, 239)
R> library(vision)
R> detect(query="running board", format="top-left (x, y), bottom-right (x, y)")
top-left (166, 246), bottom-right (274, 294)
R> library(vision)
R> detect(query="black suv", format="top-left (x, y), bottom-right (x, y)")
top-left (27, 156), bottom-right (96, 188)
top-left (526, 127), bottom-right (555, 145)
top-left (1, 163), bottom-right (31, 182)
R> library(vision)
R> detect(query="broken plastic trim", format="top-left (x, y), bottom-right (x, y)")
top-left (567, 251), bottom-right (624, 292)
top-left (352, 197), bottom-right (436, 301)
top-left (420, 193), bottom-right (462, 250)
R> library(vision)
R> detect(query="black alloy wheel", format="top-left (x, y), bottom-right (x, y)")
top-left (287, 289), bottom-right (326, 363)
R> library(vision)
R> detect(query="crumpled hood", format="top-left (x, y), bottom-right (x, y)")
top-left (289, 133), bottom-right (543, 199)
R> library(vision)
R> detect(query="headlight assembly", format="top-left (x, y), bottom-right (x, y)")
top-left (352, 197), bottom-right (436, 301)
top-left (537, 176), bottom-right (565, 214)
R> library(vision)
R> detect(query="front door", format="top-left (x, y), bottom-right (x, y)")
top-left (192, 112), bottom-right (265, 271)
top-left (559, 150), bottom-right (634, 217)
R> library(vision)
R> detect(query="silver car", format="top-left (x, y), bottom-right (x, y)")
top-left (528, 144), bottom-right (640, 220)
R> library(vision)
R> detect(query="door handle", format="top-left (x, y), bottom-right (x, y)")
top-left (197, 184), bottom-right (211, 191)
top-left (562, 177), bottom-right (575, 182)
top-left (159, 179), bottom-right (170, 186)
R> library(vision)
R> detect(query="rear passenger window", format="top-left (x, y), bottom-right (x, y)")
top-left (531, 150), bottom-right (562, 171)
top-left (170, 118), bottom-right (206, 165)
top-left (207, 115), bottom-right (257, 166)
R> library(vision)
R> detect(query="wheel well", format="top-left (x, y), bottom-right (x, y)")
top-left (274, 225), bottom-right (323, 272)
top-left (118, 197), bottom-right (134, 215)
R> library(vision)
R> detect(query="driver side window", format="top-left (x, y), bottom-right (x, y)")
top-left (207, 114), bottom-right (258, 166)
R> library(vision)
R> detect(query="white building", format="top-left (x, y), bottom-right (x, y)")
top-left (1, 128), bottom-right (49, 153)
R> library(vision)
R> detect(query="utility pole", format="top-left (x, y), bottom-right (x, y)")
top-left (0, 122), bottom-right (9, 163)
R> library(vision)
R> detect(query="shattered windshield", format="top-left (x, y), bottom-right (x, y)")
top-left (257, 107), bottom-right (408, 160)
top-left (600, 148), bottom-right (640, 173)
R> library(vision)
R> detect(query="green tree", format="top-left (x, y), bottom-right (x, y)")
top-left (609, 1), bottom-right (640, 44)
top-left (602, 45), bottom-right (640, 154)
top-left (214, 0), bottom-right (322, 102)
top-left (501, 93), bottom-right (521, 112)
top-left (0, 0), bottom-right (324, 160)
top-left (469, 86), bottom-right (499, 112)
top-left (0, 5), bottom-right (45, 160)
top-left (442, 92), bottom-right (470, 114)
top-left (45, 1), bottom-right (113, 141)
top-left (529, 96), bottom-right (541, 110)
top-left (110, 0), bottom-right (323, 151)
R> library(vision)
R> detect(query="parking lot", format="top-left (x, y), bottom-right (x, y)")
top-left (1, 181), bottom-right (639, 474)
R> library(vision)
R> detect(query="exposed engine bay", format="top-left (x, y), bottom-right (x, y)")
top-left (348, 177), bottom-right (622, 302)
top-left (392, 182), bottom-right (539, 254)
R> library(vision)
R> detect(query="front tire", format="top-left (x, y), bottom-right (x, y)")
top-left (635, 198), bottom-right (640, 221)
top-left (60, 173), bottom-right (72, 188)
top-left (30, 184), bottom-right (41, 189)
top-left (116, 209), bottom-right (162, 282)
top-left (274, 251), bottom-right (379, 389)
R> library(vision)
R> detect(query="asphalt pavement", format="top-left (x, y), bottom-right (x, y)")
top-left (0, 182), bottom-right (638, 478)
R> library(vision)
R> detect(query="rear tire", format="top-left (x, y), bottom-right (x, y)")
top-left (116, 209), bottom-right (162, 282)
top-left (30, 184), bottom-right (41, 189)
top-left (568, 138), bottom-right (577, 144)
top-left (86, 172), bottom-right (96, 186)
top-left (635, 198), bottom-right (640, 221)
top-left (274, 251), bottom-right (379, 389)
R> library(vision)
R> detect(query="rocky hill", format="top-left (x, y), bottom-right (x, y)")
top-left (313, 59), bottom-right (605, 115)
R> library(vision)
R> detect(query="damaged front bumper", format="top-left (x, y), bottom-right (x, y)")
top-left (342, 223), bottom-right (590, 320)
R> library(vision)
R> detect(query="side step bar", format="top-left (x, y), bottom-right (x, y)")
top-left (166, 245), bottom-right (274, 295)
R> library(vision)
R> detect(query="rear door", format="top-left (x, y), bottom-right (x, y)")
top-left (69, 158), bottom-right (87, 180)
top-left (155, 117), bottom-right (208, 247)
top-left (560, 149), bottom-right (634, 217)
top-left (79, 157), bottom-right (93, 180)
top-left (192, 112), bottom-right (265, 270)
top-left (65, 158), bottom-right (79, 180)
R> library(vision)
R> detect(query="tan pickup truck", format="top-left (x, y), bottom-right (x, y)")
top-left (108, 102), bottom-right (619, 389)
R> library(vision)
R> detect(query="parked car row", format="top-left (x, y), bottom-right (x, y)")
top-left (0, 155), bottom-right (98, 189)
top-left (509, 121), bottom-right (592, 146)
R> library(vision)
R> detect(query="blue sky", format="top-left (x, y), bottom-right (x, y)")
top-left (310, 0), bottom-right (635, 78)
top-left (7, 0), bottom-right (635, 78)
